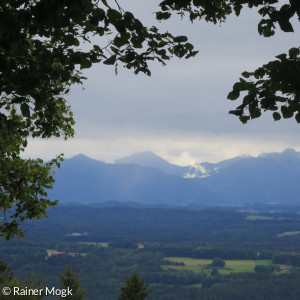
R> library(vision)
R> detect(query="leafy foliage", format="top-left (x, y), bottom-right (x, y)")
top-left (155, 0), bottom-right (300, 124)
top-left (156, 0), bottom-right (300, 32)
top-left (228, 47), bottom-right (300, 124)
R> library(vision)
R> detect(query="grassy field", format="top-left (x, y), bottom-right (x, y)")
top-left (246, 215), bottom-right (274, 221)
top-left (162, 257), bottom-right (274, 274)
top-left (277, 231), bottom-right (300, 237)
top-left (78, 242), bottom-right (109, 247)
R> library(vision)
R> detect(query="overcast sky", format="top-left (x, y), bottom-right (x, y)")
top-left (24, 1), bottom-right (300, 165)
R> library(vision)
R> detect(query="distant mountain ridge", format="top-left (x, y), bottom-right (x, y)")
top-left (200, 148), bottom-right (300, 205)
top-left (49, 149), bottom-right (300, 206)
top-left (49, 153), bottom-right (216, 206)
top-left (115, 151), bottom-right (199, 177)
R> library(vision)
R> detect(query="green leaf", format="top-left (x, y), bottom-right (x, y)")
top-left (227, 90), bottom-right (240, 100)
top-left (242, 71), bottom-right (251, 78)
top-left (229, 109), bottom-right (243, 116)
top-left (80, 59), bottom-right (92, 69)
top-left (249, 103), bottom-right (261, 118)
top-left (185, 50), bottom-right (199, 59)
top-left (103, 55), bottom-right (117, 65)
top-left (64, 35), bottom-right (76, 46)
top-left (289, 47), bottom-right (300, 59)
top-left (281, 106), bottom-right (293, 118)
top-left (107, 9), bottom-right (122, 22)
top-left (110, 46), bottom-right (119, 54)
top-left (239, 116), bottom-right (250, 124)
top-left (278, 19), bottom-right (294, 33)
top-left (156, 12), bottom-right (171, 20)
top-left (124, 11), bottom-right (134, 22)
top-left (232, 82), bottom-right (242, 91)
top-left (185, 43), bottom-right (194, 51)
top-left (114, 37), bottom-right (127, 47)
top-left (242, 95), bottom-right (254, 105)
top-left (272, 112), bottom-right (281, 121)
top-left (174, 36), bottom-right (188, 43)
top-left (94, 8), bottom-right (105, 21)
top-left (73, 38), bottom-right (80, 47)
top-left (275, 53), bottom-right (287, 61)
top-left (20, 103), bottom-right (30, 117)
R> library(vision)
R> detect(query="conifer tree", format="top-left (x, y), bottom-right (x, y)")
top-left (57, 265), bottom-right (85, 300)
top-left (118, 270), bottom-right (149, 300)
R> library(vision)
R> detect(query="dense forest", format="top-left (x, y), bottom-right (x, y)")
top-left (1, 205), bottom-right (300, 299)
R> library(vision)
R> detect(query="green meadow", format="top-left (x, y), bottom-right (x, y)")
top-left (277, 231), bottom-right (300, 237)
top-left (78, 242), bottom-right (109, 247)
top-left (246, 215), bottom-right (275, 221)
top-left (162, 257), bottom-right (275, 274)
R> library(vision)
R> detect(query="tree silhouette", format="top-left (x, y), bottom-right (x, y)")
top-left (118, 270), bottom-right (149, 300)
top-left (57, 265), bottom-right (85, 300)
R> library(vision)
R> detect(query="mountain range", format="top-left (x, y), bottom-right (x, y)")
top-left (48, 149), bottom-right (300, 207)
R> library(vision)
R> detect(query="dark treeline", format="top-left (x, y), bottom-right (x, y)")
top-left (21, 205), bottom-right (300, 251)
top-left (140, 244), bottom-right (259, 260)
top-left (198, 271), bottom-right (300, 300)
top-left (273, 253), bottom-right (300, 267)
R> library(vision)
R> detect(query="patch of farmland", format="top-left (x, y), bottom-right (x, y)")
top-left (246, 215), bottom-right (274, 221)
top-left (277, 231), bottom-right (300, 237)
top-left (162, 257), bottom-right (273, 274)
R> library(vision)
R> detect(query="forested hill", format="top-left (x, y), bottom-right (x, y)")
top-left (49, 149), bottom-right (300, 206)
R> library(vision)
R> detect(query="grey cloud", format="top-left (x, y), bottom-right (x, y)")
top-left (26, 2), bottom-right (300, 163)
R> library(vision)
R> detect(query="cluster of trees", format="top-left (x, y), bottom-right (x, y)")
top-left (2, 236), bottom-right (300, 299)
top-left (199, 271), bottom-right (300, 300)
top-left (0, 206), bottom-right (300, 298)
top-left (1, 258), bottom-right (149, 300)
top-left (273, 253), bottom-right (300, 267)
top-left (0, 260), bottom-right (84, 300)
top-left (210, 257), bottom-right (226, 268)
top-left (145, 245), bottom-right (260, 260)
top-left (254, 264), bottom-right (278, 273)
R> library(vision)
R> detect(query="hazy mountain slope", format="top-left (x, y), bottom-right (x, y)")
top-left (49, 149), bottom-right (300, 207)
top-left (115, 151), bottom-right (199, 177)
top-left (201, 149), bottom-right (300, 205)
top-left (49, 154), bottom-right (217, 206)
